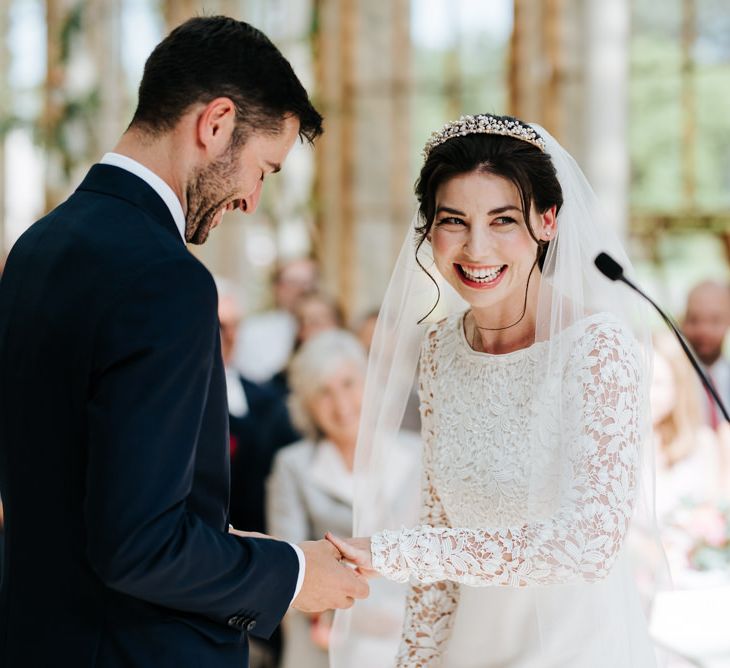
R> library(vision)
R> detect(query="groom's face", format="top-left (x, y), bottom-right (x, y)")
top-left (185, 114), bottom-right (300, 244)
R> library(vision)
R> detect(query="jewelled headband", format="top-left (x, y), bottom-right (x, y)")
top-left (422, 114), bottom-right (546, 159)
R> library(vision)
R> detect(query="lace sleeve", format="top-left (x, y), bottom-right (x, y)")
top-left (382, 325), bottom-right (460, 666)
top-left (372, 322), bottom-right (642, 588)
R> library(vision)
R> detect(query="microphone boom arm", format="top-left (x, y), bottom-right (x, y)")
top-left (595, 253), bottom-right (729, 424)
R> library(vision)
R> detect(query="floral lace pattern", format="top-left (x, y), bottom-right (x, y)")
top-left (371, 312), bottom-right (643, 666)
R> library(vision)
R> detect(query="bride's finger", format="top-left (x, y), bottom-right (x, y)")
top-left (325, 532), bottom-right (363, 564)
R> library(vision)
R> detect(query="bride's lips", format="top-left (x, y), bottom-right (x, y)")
top-left (454, 263), bottom-right (507, 289)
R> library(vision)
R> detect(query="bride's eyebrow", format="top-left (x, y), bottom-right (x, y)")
top-left (488, 205), bottom-right (521, 215)
top-left (436, 205), bottom-right (466, 216)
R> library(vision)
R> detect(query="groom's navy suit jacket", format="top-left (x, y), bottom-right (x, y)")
top-left (0, 165), bottom-right (299, 667)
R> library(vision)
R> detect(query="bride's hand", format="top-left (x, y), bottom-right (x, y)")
top-left (325, 533), bottom-right (377, 578)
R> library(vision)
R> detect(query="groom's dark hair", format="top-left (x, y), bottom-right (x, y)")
top-left (129, 16), bottom-right (323, 144)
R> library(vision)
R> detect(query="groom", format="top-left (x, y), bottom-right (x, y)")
top-left (0, 16), bottom-right (368, 668)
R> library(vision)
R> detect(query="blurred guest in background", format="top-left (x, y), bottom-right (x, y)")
top-left (682, 280), bottom-right (730, 430)
top-left (354, 309), bottom-right (379, 352)
top-left (234, 257), bottom-right (318, 382)
top-left (273, 291), bottom-right (345, 390)
top-left (650, 335), bottom-right (730, 585)
top-left (216, 278), bottom-right (284, 534)
top-left (353, 307), bottom-right (421, 433)
top-left (267, 330), bottom-right (418, 668)
top-left (293, 291), bottom-right (344, 349)
top-left (217, 278), bottom-right (291, 668)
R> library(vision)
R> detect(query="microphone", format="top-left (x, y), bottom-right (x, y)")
top-left (594, 252), bottom-right (729, 424)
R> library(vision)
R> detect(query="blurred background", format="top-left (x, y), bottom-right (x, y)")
top-left (0, 0), bottom-right (728, 319)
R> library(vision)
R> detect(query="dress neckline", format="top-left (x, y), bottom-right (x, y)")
top-left (455, 310), bottom-right (613, 360)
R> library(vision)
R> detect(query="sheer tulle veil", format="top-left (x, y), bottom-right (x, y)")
top-left (329, 120), bottom-right (666, 667)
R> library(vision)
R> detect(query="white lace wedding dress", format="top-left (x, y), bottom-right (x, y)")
top-left (370, 311), bottom-right (657, 668)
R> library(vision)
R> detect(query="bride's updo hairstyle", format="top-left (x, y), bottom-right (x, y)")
top-left (415, 115), bottom-right (563, 273)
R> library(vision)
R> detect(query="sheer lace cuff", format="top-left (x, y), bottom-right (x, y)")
top-left (372, 528), bottom-right (410, 583)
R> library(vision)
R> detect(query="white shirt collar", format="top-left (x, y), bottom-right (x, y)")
top-left (100, 152), bottom-right (186, 242)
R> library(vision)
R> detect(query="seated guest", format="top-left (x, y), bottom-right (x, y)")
top-left (234, 257), bottom-right (319, 382)
top-left (651, 336), bottom-right (730, 584)
top-left (682, 280), bottom-right (730, 429)
top-left (294, 291), bottom-right (345, 348)
top-left (266, 330), bottom-right (418, 668)
top-left (354, 309), bottom-right (379, 352)
top-left (268, 291), bottom-right (345, 395)
top-left (353, 306), bottom-right (421, 433)
top-left (217, 279), bottom-right (291, 668)
top-left (216, 279), bottom-right (285, 534)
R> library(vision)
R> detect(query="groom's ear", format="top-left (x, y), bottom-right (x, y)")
top-left (196, 97), bottom-right (236, 155)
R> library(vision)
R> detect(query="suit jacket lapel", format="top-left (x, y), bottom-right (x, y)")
top-left (76, 164), bottom-right (184, 243)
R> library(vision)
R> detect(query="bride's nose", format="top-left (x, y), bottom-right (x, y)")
top-left (462, 224), bottom-right (492, 258)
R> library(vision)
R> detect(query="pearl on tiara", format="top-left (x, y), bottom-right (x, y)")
top-left (422, 114), bottom-right (547, 159)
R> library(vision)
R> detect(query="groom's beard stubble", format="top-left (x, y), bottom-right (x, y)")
top-left (184, 147), bottom-right (241, 245)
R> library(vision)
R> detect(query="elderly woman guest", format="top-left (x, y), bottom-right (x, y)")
top-left (266, 330), bottom-right (418, 668)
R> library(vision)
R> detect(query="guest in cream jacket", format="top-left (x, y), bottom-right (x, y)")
top-left (266, 329), bottom-right (419, 668)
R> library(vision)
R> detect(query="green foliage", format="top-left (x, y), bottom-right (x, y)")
top-left (630, 6), bottom-right (730, 215)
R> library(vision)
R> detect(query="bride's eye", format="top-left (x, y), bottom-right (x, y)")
top-left (493, 216), bottom-right (517, 226)
top-left (436, 217), bottom-right (465, 227)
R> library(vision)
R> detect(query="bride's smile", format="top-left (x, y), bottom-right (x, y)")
top-left (454, 263), bottom-right (507, 288)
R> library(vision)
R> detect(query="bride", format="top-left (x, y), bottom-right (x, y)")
top-left (327, 114), bottom-right (660, 667)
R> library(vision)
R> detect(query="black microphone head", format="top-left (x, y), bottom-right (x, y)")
top-left (594, 253), bottom-right (624, 281)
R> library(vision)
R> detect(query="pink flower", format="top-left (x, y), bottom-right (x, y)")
top-left (688, 505), bottom-right (727, 548)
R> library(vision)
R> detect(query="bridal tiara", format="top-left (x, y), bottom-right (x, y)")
top-left (422, 114), bottom-right (547, 158)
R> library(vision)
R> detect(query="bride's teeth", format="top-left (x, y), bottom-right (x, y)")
top-left (461, 265), bottom-right (503, 282)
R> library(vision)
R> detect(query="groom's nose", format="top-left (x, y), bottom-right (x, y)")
top-left (242, 179), bottom-right (263, 215)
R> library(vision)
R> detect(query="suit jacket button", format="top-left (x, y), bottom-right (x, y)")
top-left (246, 620), bottom-right (257, 632)
top-left (227, 616), bottom-right (241, 628)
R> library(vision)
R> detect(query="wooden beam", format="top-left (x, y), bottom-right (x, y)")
top-left (0, 0), bottom-right (9, 255)
top-left (681, 0), bottom-right (697, 206)
top-left (338, 0), bottom-right (356, 322)
top-left (42, 0), bottom-right (70, 213)
top-left (544, 0), bottom-right (564, 137)
top-left (162, 0), bottom-right (200, 31)
top-left (390, 0), bottom-right (411, 240)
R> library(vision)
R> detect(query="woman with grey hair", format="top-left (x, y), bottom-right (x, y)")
top-left (267, 329), bottom-right (419, 668)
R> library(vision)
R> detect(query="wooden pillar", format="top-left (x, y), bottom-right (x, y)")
top-left (509, 0), bottom-right (630, 237)
top-left (312, 0), bottom-right (344, 309)
top-left (87, 0), bottom-right (125, 153)
top-left (162, 0), bottom-right (200, 30)
top-left (42, 0), bottom-right (73, 213)
top-left (338, 0), bottom-right (356, 319)
top-left (389, 0), bottom-right (411, 250)
top-left (313, 0), bottom-right (412, 319)
top-left (508, 0), bottom-right (566, 139)
top-left (582, 0), bottom-right (630, 238)
top-left (0, 0), bottom-right (9, 255)
top-left (681, 0), bottom-right (697, 207)
top-left (543, 0), bottom-right (564, 138)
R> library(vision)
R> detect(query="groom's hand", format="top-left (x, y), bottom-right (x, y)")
top-left (292, 540), bottom-right (369, 613)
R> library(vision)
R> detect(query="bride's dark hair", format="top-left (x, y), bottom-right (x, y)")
top-left (414, 116), bottom-right (563, 322)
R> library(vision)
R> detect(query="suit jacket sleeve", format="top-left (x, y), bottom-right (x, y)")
top-left (84, 256), bottom-right (298, 636)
